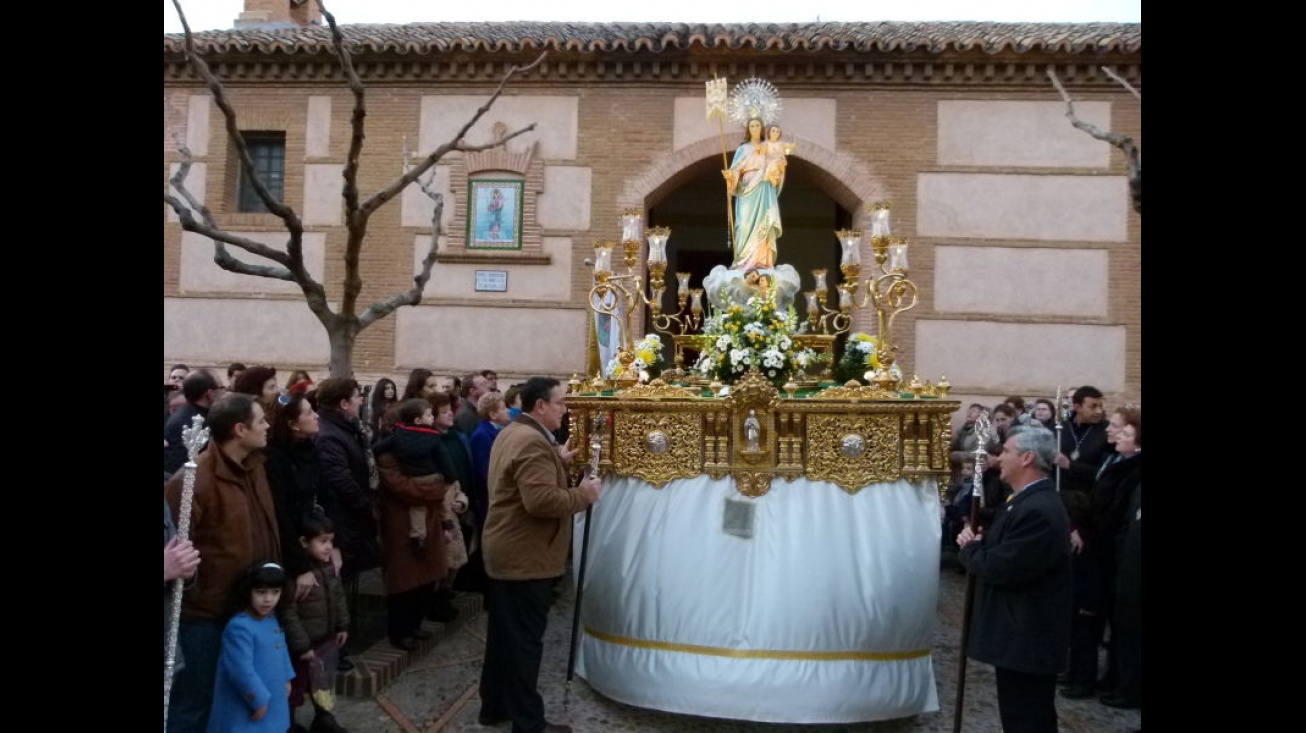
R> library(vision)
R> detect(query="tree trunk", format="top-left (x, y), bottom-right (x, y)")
top-left (327, 320), bottom-right (359, 377)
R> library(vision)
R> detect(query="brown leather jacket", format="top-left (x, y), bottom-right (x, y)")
top-left (164, 445), bottom-right (280, 621)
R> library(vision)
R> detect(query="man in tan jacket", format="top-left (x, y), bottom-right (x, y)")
top-left (477, 377), bottom-right (601, 733)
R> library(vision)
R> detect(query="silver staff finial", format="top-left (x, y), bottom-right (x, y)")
top-left (181, 414), bottom-right (210, 466)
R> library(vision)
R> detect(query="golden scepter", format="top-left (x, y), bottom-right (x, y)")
top-left (164, 414), bottom-right (210, 730)
top-left (706, 77), bottom-right (734, 250)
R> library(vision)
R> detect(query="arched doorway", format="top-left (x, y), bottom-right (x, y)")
top-left (643, 155), bottom-right (855, 346)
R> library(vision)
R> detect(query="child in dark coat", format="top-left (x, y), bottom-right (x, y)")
top-left (372, 398), bottom-right (459, 559)
top-left (279, 512), bottom-right (350, 733)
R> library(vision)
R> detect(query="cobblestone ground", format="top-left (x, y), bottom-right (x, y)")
top-left (313, 553), bottom-right (1141, 733)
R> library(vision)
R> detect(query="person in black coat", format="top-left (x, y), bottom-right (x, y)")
top-left (314, 378), bottom-right (381, 582)
top-left (313, 378), bottom-right (381, 672)
top-left (263, 389), bottom-right (327, 601)
top-left (958, 425), bottom-right (1072, 733)
top-left (1054, 385), bottom-right (1111, 495)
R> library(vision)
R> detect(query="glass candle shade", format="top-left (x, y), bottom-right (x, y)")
top-left (870, 204), bottom-right (891, 238)
top-left (621, 211), bottom-right (643, 243)
top-left (837, 229), bottom-right (862, 266)
top-left (593, 243), bottom-right (613, 274)
top-left (812, 269), bottom-right (828, 295)
top-left (647, 226), bottom-right (670, 264)
top-left (689, 289), bottom-right (704, 315)
top-left (888, 240), bottom-right (909, 272)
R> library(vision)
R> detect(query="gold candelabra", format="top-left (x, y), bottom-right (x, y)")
top-left (589, 211), bottom-right (703, 385)
top-left (588, 204), bottom-right (923, 392)
top-left (807, 202), bottom-right (920, 391)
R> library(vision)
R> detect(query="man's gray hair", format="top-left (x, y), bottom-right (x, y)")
top-left (1007, 424), bottom-right (1058, 474)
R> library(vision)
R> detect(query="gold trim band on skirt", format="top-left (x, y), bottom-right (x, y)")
top-left (584, 626), bottom-right (930, 662)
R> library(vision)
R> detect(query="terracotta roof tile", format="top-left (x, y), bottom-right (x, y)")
top-left (163, 21), bottom-right (1140, 57)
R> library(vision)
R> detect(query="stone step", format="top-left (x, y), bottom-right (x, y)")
top-left (334, 592), bottom-right (483, 698)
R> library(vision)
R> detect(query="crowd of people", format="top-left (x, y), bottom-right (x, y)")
top-left (164, 365), bottom-right (595, 733)
top-left (947, 386), bottom-right (1142, 733)
top-left (165, 363), bottom-right (1138, 733)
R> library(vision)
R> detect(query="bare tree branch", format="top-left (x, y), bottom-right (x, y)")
top-left (362, 51), bottom-right (547, 216)
top-left (1048, 66), bottom-right (1141, 215)
top-left (1100, 66), bottom-right (1140, 101)
top-left (359, 188), bottom-right (445, 329)
top-left (164, 0), bottom-right (542, 375)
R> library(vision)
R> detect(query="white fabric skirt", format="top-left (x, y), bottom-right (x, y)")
top-left (573, 474), bottom-right (942, 723)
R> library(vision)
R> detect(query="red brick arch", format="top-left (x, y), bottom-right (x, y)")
top-left (618, 135), bottom-right (891, 226)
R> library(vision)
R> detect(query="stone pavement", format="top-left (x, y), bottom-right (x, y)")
top-left (313, 553), bottom-right (1142, 733)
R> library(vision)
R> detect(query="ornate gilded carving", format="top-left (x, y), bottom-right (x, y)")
top-left (723, 368), bottom-right (781, 410)
top-left (615, 379), bottom-right (700, 399)
top-left (806, 414), bottom-right (901, 493)
top-left (733, 470), bottom-right (774, 498)
top-left (808, 383), bottom-right (899, 400)
top-left (612, 412), bottom-right (702, 487)
top-left (566, 392), bottom-right (959, 497)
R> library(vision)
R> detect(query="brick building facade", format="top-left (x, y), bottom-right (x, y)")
top-left (163, 8), bottom-right (1142, 412)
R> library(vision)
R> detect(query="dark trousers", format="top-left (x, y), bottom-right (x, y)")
top-left (479, 576), bottom-right (557, 733)
top-left (387, 583), bottom-right (434, 643)
top-left (166, 618), bottom-right (224, 733)
top-left (1113, 621), bottom-right (1142, 703)
top-left (1065, 611), bottom-right (1104, 685)
top-left (995, 667), bottom-right (1058, 733)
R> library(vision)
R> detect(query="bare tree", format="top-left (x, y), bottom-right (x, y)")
top-left (163, 0), bottom-right (545, 376)
top-left (1048, 66), bottom-right (1141, 215)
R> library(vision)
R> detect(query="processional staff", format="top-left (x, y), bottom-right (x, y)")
top-left (1054, 386), bottom-right (1063, 492)
top-left (705, 77), bottom-right (734, 250)
top-left (564, 411), bottom-right (606, 710)
top-left (164, 414), bottom-right (210, 731)
top-left (952, 413), bottom-right (991, 733)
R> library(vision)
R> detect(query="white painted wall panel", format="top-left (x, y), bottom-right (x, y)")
top-left (180, 231), bottom-right (325, 295)
top-left (537, 167), bottom-right (592, 230)
top-left (303, 164), bottom-right (343, 226)
top-left (918, 173), bottom-right (1128, 242)
top-left (934, 246), bottom-right (1108, 317)
top-left (915, 320), bottom-right (1125, 394)
top-left (420, 96), bottom-right (578, 160)
top-left (164, 297), bottom-right (330, 364)
top-left (937, 101), bottom-right (1111, 168)
top-left (396, 305), bottom-right (587, 375)
top-left (414, 236), bottom-right (572, 300)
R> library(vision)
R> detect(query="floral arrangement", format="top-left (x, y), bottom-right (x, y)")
top-left (605, 333), bottom-right (665, 380)
top-left (693, 295), bottom-right (817, 387)
top-left (834, 332), bottom-right (881, 384)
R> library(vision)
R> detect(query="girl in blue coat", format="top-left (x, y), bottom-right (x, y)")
top-left (207, 562), bottom-right (295, 733)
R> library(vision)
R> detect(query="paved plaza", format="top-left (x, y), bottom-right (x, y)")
top-left (309, 553), bottom-right (1141, 733)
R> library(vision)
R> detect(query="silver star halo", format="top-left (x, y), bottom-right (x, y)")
top-left (727, 78), bottom-right (783, 129)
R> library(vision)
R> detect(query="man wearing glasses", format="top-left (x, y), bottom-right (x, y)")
top-left (957, 425), bottom-right (1072, 733)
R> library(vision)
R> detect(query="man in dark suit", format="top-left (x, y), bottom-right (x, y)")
top-left (958, 425), bottom-right (1072, 733)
